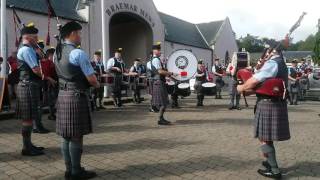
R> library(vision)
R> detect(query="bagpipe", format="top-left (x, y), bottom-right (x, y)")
top-left (10, 0), bottom-right (61, 79)
top-left (236, 12), bottom-right (307, 99)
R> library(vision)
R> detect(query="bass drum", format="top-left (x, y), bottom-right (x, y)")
top-left (202, 82), bottom-right (216, 96)
top-left (177, 83), bottom-right (191, 97)
top-left (167, 49), bottom-right (198, 81)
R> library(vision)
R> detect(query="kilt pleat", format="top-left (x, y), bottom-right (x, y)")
top-left (254, 100), bottom-right (290, 141)
top-left (56, 90), bottom-right (92, 138)
top-left (151, 80), bottom-right (169, 108)
top-left (16, 82), bottom-right (40, 120)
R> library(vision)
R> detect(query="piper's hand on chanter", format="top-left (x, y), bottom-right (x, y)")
top-left (112, 67), bottom-right (122, 73)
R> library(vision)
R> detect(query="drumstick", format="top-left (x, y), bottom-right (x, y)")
top-left (243, 94), bottom-right (249, 107)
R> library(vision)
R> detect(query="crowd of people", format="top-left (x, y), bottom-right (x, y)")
top-left (0, 19), bottom-right (316, 180)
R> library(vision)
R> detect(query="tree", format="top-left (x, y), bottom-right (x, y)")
top-left (313, 32), bottom-right (320, 65)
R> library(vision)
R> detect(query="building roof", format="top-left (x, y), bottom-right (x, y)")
top-left (7, 0), bottom-right (85, 22)
top-left (159, 12), bottom-right (210, 49)
top-left (6, 0), bottom-right (226, 50)
top-left (197, 20), bottom-right (224, 46)
top-left (250, 51), bottom-right (314, 64)
top-left (283, 51), bottom-right (314, 60)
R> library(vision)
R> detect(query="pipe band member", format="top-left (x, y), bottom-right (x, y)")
top-left (33, 40), bottom-right (50, 133)
top-left (107, 48), bottom-right (126, 107)
top-left (55, 21), bottom-right (99, 179)
top-left (91, 50), bottom-right (106, 110)
top-left (150, 43), bottom-right (173, 125)
top-left (130, 58), bottom-right (145, 104)
top-left (298, 58), bottom-right (309, 100)
top-left (237, 49), bottom-right (290, 179)
top-left (147, 53), bottom-right (159, 113)
top-left (45, 47), bottom-right (59, 120)
top-left (212, 58), bottom-right (225, 99)
top-left (194, 59), bottom-right (206, 106)
top-left (226, 62), bottom-right (241, 110)
top-left (16, 23), bottom-right (45, 156)
top-left (288, 60), bottom-right (300, 105)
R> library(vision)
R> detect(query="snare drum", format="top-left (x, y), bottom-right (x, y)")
top-left (122, 75), bottom-right (130, 85)
top-left (201, 82), bottom-right (216, 96)
top-left (177, 83), bottom-right (191, 97)
top-left (166, 81), bottom-right (175, 95)
top-left (102, 75), bottom-right (114, 85)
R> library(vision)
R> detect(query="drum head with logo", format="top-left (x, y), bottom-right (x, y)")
top-left (167, 50), bottom-right (197, 81)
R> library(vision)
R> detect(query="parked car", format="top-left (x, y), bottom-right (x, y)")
top-left (306, 67), bottom-right (320, 100)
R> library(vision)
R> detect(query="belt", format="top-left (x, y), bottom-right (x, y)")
top-left (19, 80), bottom-right (40, 86)
top-left (257, 98), bottom-right (285, 103)
top-left (59, 82), bottom-right (87, 92)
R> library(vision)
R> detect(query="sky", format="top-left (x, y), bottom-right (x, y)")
top-left (153, 0), bottom-right (319, 42)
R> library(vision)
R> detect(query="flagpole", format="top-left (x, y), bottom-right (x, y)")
top-left (1, 0), bottom-right (7, 78)
top-left (100, 0), bottom-right (108, 98)
top-left (101, 0), bottom-right (107, 64)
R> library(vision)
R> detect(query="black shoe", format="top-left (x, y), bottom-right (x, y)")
top-left (21, 148), bottom-right (44, 156)
top-left (158, 119), bottom-right (171, 125)
top-left (33, 128), bottom-right (50, 134)
top-left (262, 161), bottom-right (271, 170)
top-left (257, 169), bottom-right (282, 179)
top-left (71, 169), bottom-right (97, 180)
top-left (31, 144), bottom-right (45, 151)
top-left (149, 107), bottom-right (159, 113)
top-left (158, 120), bottom-right (171, 125)
top-left (294, 103), bottom-right (298, 105)
top-left (65, 171), bottom-right (71, 180)
top-left (236, 107), bottom-right (242, 110)
top-left (48, 115), bottom-right (56, 121)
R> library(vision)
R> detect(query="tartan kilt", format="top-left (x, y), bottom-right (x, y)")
top-left (109, 75), bottom-right (122, 94)
top-left (147, 79), bottom-right (154, 95)
top-left (151, 80), bottom-right (169, 108)
top-left (299, 78), bottom-right (308, 90)
top-left (288, 80), bottom-right (299, 93)
top-left (194, 81), bottom-right (204, 95)
top-left (16, 82), bottom-right (40, 120)
top-left (254, 100), bottom-right (290, 141)
top-left (215, 77), bottom-right (225, 89)
top-left (56, 90), bottom-right (92, 138)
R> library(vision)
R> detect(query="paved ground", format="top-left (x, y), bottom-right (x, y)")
top-left (0, 94), bottom-right (319, 180)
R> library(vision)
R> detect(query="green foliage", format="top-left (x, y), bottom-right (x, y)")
top-left (237, 33), bottom-right (317, 53)
top-left (313, 32), bottom-right (320, 65)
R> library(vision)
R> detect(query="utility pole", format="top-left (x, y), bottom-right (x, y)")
top-left (0, 0), bottom-right (7, 78)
